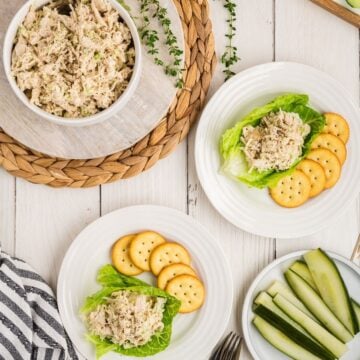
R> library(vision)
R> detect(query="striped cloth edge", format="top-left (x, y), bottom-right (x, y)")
top-left (0, 250), bottom-right (79, 360)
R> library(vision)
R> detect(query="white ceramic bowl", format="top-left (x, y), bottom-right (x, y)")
top-left (2, 0), bottom-right (142, 127)
top-left (242, 250), bottom-right (360, 360)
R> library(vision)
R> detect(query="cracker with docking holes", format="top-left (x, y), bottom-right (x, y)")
top-left (296, 159), bottom-right (326, 198)
top-left (129, 231), bottom-right (166, 271)
top-left (306, 148), bottom-right (341, 189)
top-left (310, 133), bottom-right (347, 165)
top-left (270, 170), bottom-right (311, 208)
top-left (323, 112), bottom-right (350, 144)
top-left (165, 274), bottom-right (205, 313)
top-left (157, 263), bottom-right (197, 290)
top-left (150, 242), bottom-right (191, 276)
top-left (111, 234), bottom-right (143, 276)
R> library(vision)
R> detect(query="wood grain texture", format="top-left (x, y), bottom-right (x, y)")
top-left (188, 1), bottom-right (275, 358)
top-left (275, 0), bottom-right (360, 259)
top-left (15, 179), bottom-right (100, 289)
top-left (0, 0), bottom-right (184, 159)
top-left (0, 169), bottom-right (15, 255)
top-left (101, 141), bottom-right (187, 214)
top-left (351, 234), bottom-right (360, 261)
top-left (311, 0), bottom-right (360, 27)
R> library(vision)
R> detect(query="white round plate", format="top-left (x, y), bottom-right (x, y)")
top-left (57, 205), bottom-right (233, 360)
top-left (242, 250), bottom-right (360, 360)
top-left (195, 62), bottom-right (360, 239)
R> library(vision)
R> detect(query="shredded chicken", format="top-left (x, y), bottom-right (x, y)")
top-left (86, 290), bottom-right (166, 349)
top-left (241, 110), bottom-right (311, 172)
top-left (11, 0), bottom-right (135, 118)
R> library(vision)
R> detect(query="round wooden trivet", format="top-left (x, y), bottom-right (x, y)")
top-left (0, 0), bottom-right (216, 188)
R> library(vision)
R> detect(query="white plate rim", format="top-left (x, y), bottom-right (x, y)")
top-left (241, 249), bottom-right (360, 360)
top-left (57, 204), bottom-right (234, 359)
top-left (195, 61), bottom-right (360, 239)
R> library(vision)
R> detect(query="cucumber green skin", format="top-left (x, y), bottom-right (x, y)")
top-left (290, 261), bottom-right (318, 292)
top-left (255, 292), bottom-right (319, 338)
top-left (346, 0), bottom-right (360, 8)
top-left (267, 281), bottom-right (318, 321)
top-left (285, 269), bottom-right (353, 343)
top-left (253, 306), bottom-right (335, 360)
top-left (304, 249), bottom-right (359, 335)
top-left (352, 299), bottom-right (360, 324)
top-left (253, 316), bottom-right (324, 360)
top-left (255, 292), bottom-right (296, 320)
top-left (273, 294), bottom-right (348, 359)
top-left (291, 259), bottom-right (360, 327)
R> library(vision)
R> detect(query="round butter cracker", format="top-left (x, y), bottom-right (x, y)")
top-left (270, 170), bottom-right (311, 208)
top-left (111, 234), bottom-right (143, 276)
top-left (296, 159), bottom-right (326, 198)
top-left (311, 133), bottom-right (347, 165)
top-left (323, 112), bottom-right (350, 144)
top-left (166, 274), bottom-right (205, 313)
top-left (157, 263), bottom-right (197, 290)
top-left (129, 231), bottom-right (166, 271)
top-left (307, 148), bottom-right (341, 189)
top-left (150, 242), bottom-right (191, 276)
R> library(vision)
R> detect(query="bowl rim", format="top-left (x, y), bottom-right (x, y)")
top-left (241, 249), bottom-right (360, 360)
top-left (2, 0), bottom-right (142, 127)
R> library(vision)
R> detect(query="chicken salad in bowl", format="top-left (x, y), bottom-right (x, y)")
top-left (3, 0), bottom-right (142, 126)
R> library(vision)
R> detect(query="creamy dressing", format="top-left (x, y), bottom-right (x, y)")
top-left (241, 110), bottom-right (310, 172)
top-left (86, 290), bottom-right (166, 349)
top-left (11, 0), bottom-right (135, 118)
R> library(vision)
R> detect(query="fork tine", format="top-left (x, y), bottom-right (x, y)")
top-left (230, 335), bottom-right (242, 360)
top-left (223, 333), bottom-right (241, 360)
top-left (210, 332), bottom-right (243, 360)
top-left (218, 332), bottom-right (237, 359)
top-left (210, 332), bottom-right (234, 360)
top-left (210, 332), bottom-right (232, 359)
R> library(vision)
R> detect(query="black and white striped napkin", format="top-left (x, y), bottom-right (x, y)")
top-left (0, 250), bottom-right (79, 360)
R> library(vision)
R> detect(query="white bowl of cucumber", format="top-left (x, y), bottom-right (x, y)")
top-left (242, 249), bottom-right (360, 360)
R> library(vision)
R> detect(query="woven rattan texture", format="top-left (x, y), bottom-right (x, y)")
top-left (0, 0), bottom-right (216, 188)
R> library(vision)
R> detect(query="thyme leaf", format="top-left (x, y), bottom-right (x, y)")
top-left (221, 0), bottom-right (240, 81)
top-left (120, 0), bottom-right (184, 88)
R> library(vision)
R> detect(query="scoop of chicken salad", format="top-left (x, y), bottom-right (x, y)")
top-left (81, 265), bottom-right (181, 358)
top-left (11, 0), bottom-right (135, 118)
top-left (220, 94), bottom-right (325, 188)
top-left (86, 290), bottom-right (167, 349)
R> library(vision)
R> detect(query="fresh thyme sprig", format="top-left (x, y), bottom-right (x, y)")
top-left (154, 2), bottom-right (184, 88)
top-left (137, 0), bottom-right (184, 88)
top-left (221, 0), bottom-right (240, 81)
top-left (138, 1), bottom-right (164, 67)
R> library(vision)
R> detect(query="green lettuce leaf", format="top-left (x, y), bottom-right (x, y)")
top-left (81, 265), bottom-right (181, 358)
top-left (219, 94), bottom-right (325, 188)
top-left (96, 264), bottom-right (150, 288)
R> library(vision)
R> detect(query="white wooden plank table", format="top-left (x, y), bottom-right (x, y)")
top-left (0, 0), bottom-right (359, 359)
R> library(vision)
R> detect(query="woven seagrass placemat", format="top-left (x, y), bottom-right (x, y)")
top-left (0, 0), bottom-right (216, 188)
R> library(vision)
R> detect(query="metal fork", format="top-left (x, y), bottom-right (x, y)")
top-left (209, 331), bottom-right (242, 360)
